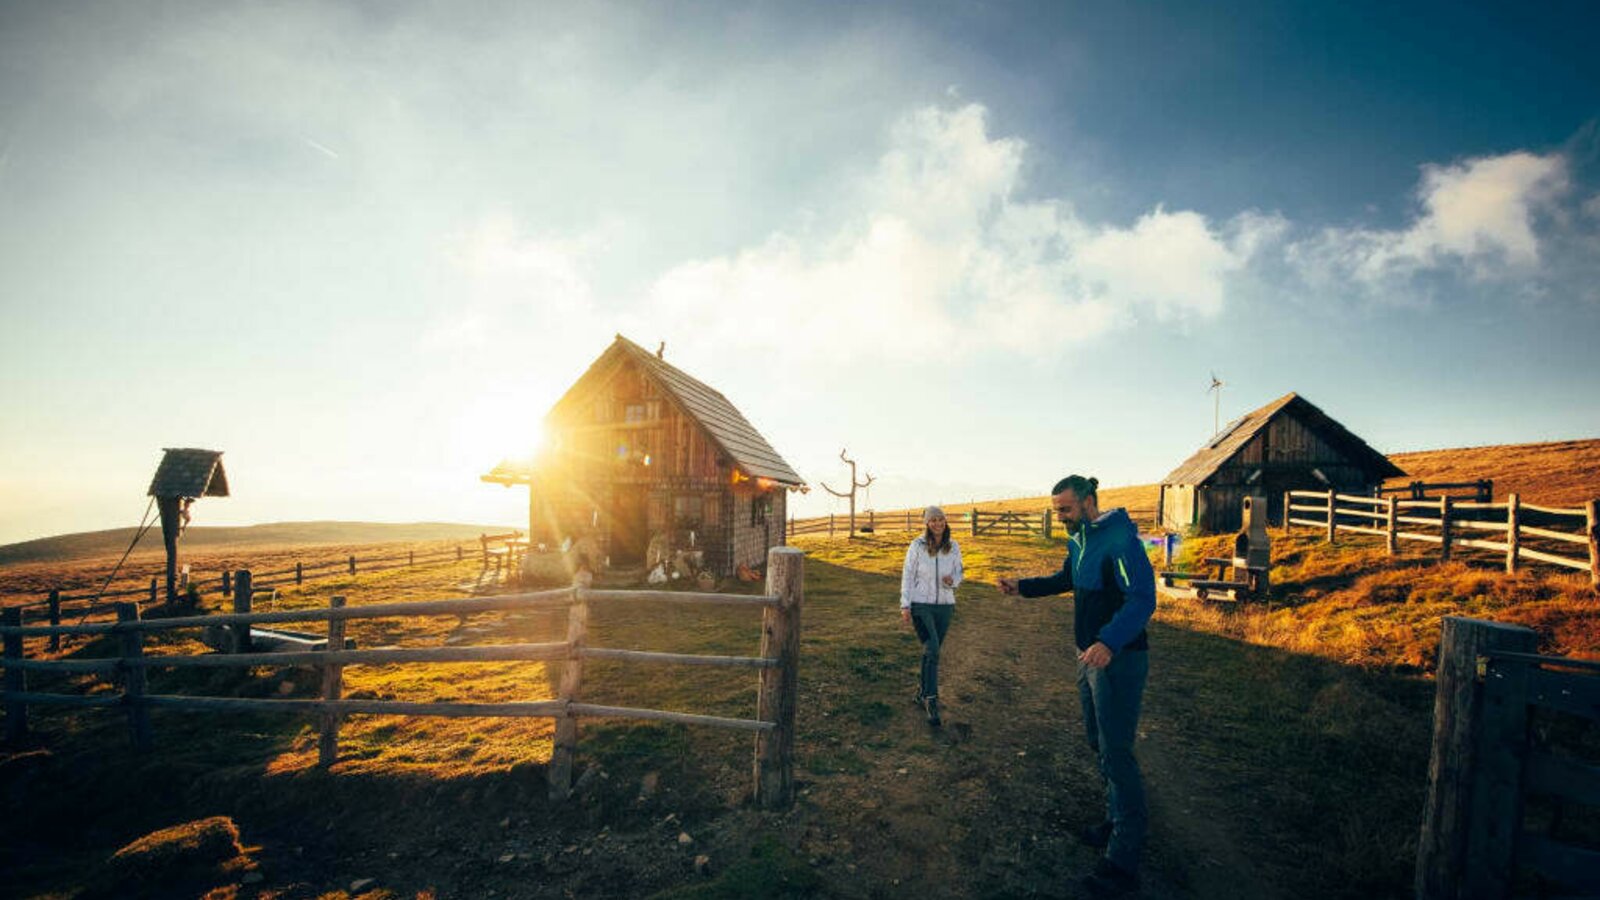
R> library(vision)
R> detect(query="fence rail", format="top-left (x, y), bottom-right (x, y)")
top-left (1284, 490), bottom-right (1599, 589)
top-left (1416, 617), bottom-right (1600, 899)
top-left (0, 547), bottom-right (806, 809)
top-left (2, 537), bottom-right (523, 635)
top-left (786, 508), bottom-right (1056, 540)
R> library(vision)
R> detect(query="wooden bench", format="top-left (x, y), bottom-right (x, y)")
top-left (1161, 556), bottom-right (1269, 600)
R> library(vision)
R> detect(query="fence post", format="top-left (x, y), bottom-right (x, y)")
top-left (115, 602), bottom-right (152, 751)
top-left (148, 577), bottom-right (158, 605)
top-left (348, 554), bottom-right (357, 575)
top-left (1415, 617), bottom-right (1536, 900)
top-left (1282, 491), bottom-right (1293, 531)
top-left (971, 509), bottom-right (979, 537)
top-left (548, 586), bottom-right (589, 801)
top-left (231, 570), bottom-right (253, 654)
top-left (1440, 496), bottom-right (1454, 563)
top-left (456, 544), bottom-right (463, 562)
top-left (47, 590), bottom-right (61, 653)
top-left (221, 570), bottom-right (232, 596)
top-left (1325, 490), bottom-right (1336, 543)
top-left (1586, 499), bottom-right (1600, 594)
top-left (318, 595), bottom-right (346, 768)
top-left (827, 514), bottom-right (834, 538)
top-left (867, 510), bottom-right (874, 532)
top-left (3, 607), bottom-right (26, 742)
top-left (1386, 497), bottom-right (1399, 557)
top-left (296, 562), bottom-right (304, 585)
top-left (755, 546), bottom-right (803, 809)
top-left (1503, 493), bottom-right (1520, 574)
top-left (409, 550), bottom-right (415, 567)
top-left (1042, 510), bottom-right (1053, 539)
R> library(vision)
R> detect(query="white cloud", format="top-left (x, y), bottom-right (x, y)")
top-left (1286, 150), bottom-right (1571, 293)
top-left (643, 103), bottom-right (1249, 363)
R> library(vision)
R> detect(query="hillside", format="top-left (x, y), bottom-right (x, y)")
top-left (1387, 438), bottom-right (1600, 506)
top-left (0, 521), bottom-right (517, 566)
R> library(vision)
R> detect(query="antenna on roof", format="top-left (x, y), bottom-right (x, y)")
top-left (1208, 372), bottom-right (1225, 437)
top-left (656, 341), bottom-right (665, 359)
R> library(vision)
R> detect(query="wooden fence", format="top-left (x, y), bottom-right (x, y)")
top-left (1416, 617), bottom-right (1600, 899)
top-left (2, 537), bottom-right (516, 632)
top-left (1284, 490), bottom-right (1600, 589)
top-left (0, 547), bottom-right (805, 808)
top-left (1380, 479), bottom-right (1495, 502)
top-left (786, 508), bottom-right (1055, 540)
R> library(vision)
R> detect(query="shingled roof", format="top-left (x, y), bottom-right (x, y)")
top-left (1161, 393), bottom-right (1404, 486)
top-left (487, 336), bottom-right (805, 487)
top-left (148, 448), bottom-right (229, 497)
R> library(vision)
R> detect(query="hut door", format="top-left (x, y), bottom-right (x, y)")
top-left (610, 491), bottom-right (649, 566)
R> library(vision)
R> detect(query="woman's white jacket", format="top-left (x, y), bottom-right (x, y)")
top-left (900, 536), bottom-right (963, 608)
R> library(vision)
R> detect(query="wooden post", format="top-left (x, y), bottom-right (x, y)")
top-left (1042, 510), bottom-right (1053, 539)
top-left (828, 514), bottom-right (834, 538)
top-left (348, 554), bottom-right (357, 575)
top-left (755, 546), bottom-right (803, 809)
top-left (1439, 496), bottom-right (1454, 563)
top-left (116, 602), bottom-right (152, 751)
top-left (3, 607), bottom-right (26, 742)
top-left (221, 570), bottom-right (232, 596)
top-left (1282, 491), bottom-right (1292, 531)
top-left (231, 570), bottom-right (253, 654)
top-left (1504, 493), bottom-right (1520, 574)
top-left (1325, 490), bottom-right (1336, 544)
top-left (296, 562), bottom-right (304, 585)
top-left (408, 550), bottom-right (415, 567)
top-left (970, 509), bottom-right (979, 537)
top-left (1586, 499), bottom-right (1600, 594)
top-left (1463, 651), bottom-right (1535, 899)
top-left (47, 590), bottom-right (61, 653)
top-left (156, 495), bottom-right (182, 604)
top-left (1415, 617), bottom-right (1537, 900)
top-left (318, 595), bottom-right (346, 768)
top-left (456, 544), bottom-right (463, 562)
top-left (1385, 497), bottom-right (1399, 557)
top-left (548, 587), bottom-right (589, 801)
top-left (148, 577), bottom-right (158, 604)
top-left (867, 510), bottom-right (874, 531)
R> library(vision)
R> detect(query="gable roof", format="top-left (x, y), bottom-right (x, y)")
top-left (1161, 392), bottom-right (1405, 485)
top-left (148, 448), bottom-right (229, 497)
top-left (490, 336), bottom-right (805, 487)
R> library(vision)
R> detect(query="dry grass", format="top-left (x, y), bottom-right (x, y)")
top-left (1158, 528), bottom-right (1600, 671)
top-left (1387, 438), bottom-right (1600, 506)
top-left (870, 482), bottom-right (1163, 530)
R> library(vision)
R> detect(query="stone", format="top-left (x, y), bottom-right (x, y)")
top-left (350, 878), bottom-right (376, 892)
top-left (677, 832), bottom-right (693, 846)
top-left (694, 854), bottom-right (712, 876)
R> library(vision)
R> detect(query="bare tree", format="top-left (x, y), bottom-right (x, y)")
top-left (820, 448), bottom-right (875, 539)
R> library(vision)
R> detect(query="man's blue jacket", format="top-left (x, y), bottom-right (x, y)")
top-left (1018, 507), bottom-right (1155, 652)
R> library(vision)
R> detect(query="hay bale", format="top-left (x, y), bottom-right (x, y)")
top-left (107, 816), bottom-right (244, 883)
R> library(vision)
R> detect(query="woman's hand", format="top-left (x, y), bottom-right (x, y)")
top-left (900, 607), bottom-right (911, 626)
top-left (941, 575), bottom-right (954, 586)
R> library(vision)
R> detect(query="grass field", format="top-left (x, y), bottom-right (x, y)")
top-left (11, 520), bottom-right (1586, 898)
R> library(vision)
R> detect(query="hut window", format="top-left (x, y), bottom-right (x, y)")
top-left (751, 494), bottom-right (772, 526)
top-left (704, 494), bottom-right (721, 524)
top-left (674, 495), bottom-right (703, 525)
top-left (625, 403), bottom-right (647, 423)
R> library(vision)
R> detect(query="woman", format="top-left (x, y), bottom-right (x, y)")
top-left (900, 506), bottom-right (963, 726)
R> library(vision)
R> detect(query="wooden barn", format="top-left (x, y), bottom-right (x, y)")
top-left (482, 336), bottom-right (805, 578)
top-left (1158, 392), bottom-right (1405, 533)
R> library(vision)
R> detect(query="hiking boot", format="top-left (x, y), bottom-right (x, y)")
top-left (924, 696), bottom-right (941, 727)
top-left (1081, 858), bottom-right (1139, 898)
top-left (1077, 820), bottom-right (1113, 850)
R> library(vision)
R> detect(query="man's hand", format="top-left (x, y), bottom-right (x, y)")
top-left (900, 607), bottom-right (911, 626)
top-left (1078, 641), bottom-right (1113, 669)
top-left (997, 577), bottom-right (1019, 596)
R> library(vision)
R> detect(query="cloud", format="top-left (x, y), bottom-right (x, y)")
top-left (644, 103), bottom-right (1251, 362)
top-left (1285, 150), bottom-right (1573, 295)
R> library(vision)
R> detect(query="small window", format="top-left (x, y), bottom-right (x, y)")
top-left (674, 494), bottom-right (703, 525)
top-left (751, 494), bottom-right (772, 526)
top-left (625, 403), bottom-right (647, 423)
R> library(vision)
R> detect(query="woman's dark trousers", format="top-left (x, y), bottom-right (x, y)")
top-left (910, 603), bottom-right (953, 699)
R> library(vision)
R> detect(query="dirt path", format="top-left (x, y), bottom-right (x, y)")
top-left (794, 581), bottom-right (1285, 898)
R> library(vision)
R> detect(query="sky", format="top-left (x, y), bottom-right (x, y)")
top-left (1, 0), bottom-right (1598, 545)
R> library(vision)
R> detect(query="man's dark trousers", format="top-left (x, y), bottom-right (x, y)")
top-left (1077, 648), bottom-right (1148, 873)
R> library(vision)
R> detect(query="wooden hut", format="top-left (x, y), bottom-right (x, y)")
top-left (1158, 392), bottom-right (1404, 533)
top-left (482, 336), bottom-right (805, 578)
top-left (147, 448), bottom-right (229, 602)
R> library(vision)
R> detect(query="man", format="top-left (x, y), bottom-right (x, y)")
top-left (998, 474), bottom-right (1155, 898)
